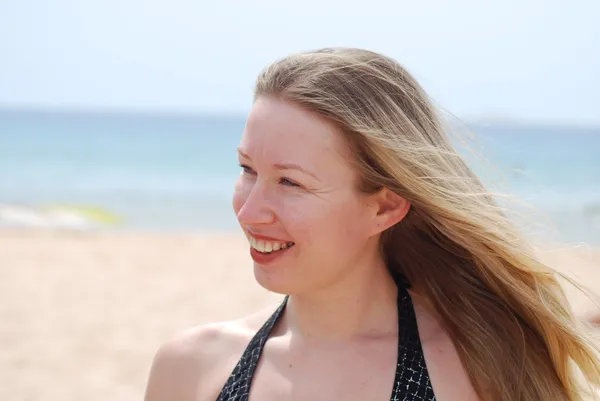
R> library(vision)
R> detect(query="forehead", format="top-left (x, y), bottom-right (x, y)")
top-left (240, 97), bottom-right (351, 167)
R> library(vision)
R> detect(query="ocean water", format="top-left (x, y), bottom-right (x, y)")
top-left (0, 110), bottom-right (599, 243)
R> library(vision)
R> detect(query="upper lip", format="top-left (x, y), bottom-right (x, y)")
top-left (246, 231), bottom-right (292, 243)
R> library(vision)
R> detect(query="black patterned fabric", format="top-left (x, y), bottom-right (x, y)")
top-left (215, 284), bottom-right (436, 400)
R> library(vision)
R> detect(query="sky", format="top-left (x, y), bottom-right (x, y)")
top-left (0, 0), bottom-right (599, 125)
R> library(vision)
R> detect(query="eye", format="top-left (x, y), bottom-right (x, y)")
top-left (239, 164), bottom-right (300, 188)
top-left (239, 163), bottom-right (255, 175)
top-left (279, 177), bottom-right (300, 187)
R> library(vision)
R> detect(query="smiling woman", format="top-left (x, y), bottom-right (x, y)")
top-left (144, 48), bottom-right (600, 401)
top-left (233, 98), bottom-right (395, 294)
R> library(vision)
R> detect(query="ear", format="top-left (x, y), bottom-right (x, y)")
top-left (369, 187), bottom-right (411, 235)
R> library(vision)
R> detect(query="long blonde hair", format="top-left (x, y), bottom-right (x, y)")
top-left (254, 47), bottom-right (600, 400)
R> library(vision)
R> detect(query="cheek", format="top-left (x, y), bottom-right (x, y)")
top-left (231, 179), bottom-right (248, 214)
top-left (287, 196), bottom-right (370, 245)
top-left (331, 203), bottom-right (371, 239)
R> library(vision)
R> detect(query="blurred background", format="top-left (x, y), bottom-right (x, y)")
top-left (1, 1), bottom-right (599, 400)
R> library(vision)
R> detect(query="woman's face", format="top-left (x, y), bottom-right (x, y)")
top-left (232, 97), bottom-right (405, 295)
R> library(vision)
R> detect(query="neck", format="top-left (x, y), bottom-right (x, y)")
top-left (281, 254), bottom-right (399, 343)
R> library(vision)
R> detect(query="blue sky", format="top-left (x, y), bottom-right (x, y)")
top-left (1, 0), bottom-right (598, 124)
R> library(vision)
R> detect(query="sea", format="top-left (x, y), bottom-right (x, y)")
top-left (0, 109), bottom-right (599, 244)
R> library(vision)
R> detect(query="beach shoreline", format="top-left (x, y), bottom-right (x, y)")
top-left (1, 229), bottom-right (598, 401)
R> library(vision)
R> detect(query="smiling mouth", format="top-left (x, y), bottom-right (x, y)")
top-left (249, 237), bottom-right (295, 254)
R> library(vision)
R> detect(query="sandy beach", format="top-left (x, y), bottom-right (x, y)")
top-left (1, 230), bottom-right (599, 401)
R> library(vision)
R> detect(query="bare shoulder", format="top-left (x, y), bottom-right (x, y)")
top-left (409, 290), bottom-right (481, 401)
top-left (144, 303), bottom-right (281, 401)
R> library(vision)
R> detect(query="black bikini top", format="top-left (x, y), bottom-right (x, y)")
top-left (216, 282), bottom-right (436, 400)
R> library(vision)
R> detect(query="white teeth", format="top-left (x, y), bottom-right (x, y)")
top-left (248, 236), bottom-right (294, 254)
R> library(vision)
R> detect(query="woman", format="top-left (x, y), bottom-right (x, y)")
top-left (144, 48), bottom-right (600, 400)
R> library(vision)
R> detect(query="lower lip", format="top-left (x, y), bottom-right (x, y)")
top-left (250, 246), bottom-right (293, 265)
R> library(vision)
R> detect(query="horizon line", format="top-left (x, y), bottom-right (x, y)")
top-left (1, 103), bottom-right (599, 130)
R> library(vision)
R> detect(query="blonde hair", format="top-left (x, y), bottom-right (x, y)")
top-left (254, 47), bottom-right (600, 400)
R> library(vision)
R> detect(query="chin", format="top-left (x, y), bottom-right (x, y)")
top-left (252, 263), bottom-right (298, 295)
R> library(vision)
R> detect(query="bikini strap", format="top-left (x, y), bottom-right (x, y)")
top-left (215, 296), bottom-right (288, 401)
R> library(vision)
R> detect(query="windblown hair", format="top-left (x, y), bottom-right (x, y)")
top-left (254, 47), bottom-right (600, 400)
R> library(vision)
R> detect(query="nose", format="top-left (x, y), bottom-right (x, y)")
top-left (235, 183), bottom-right (275, 226)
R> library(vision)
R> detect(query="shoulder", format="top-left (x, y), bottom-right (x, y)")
top-left (143, 304), bottom-right (281, 401)
top-left (409, 290), bottom-right (481, 401)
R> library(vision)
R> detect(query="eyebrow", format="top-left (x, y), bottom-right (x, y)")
top-left (237, 148), bottom-right (321, 181)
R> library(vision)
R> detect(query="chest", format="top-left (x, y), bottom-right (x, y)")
top-left (247, 338), bottom-right (400, 401)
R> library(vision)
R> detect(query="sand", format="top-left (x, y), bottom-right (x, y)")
top-left (1, 230), bottom-right (598, 401)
